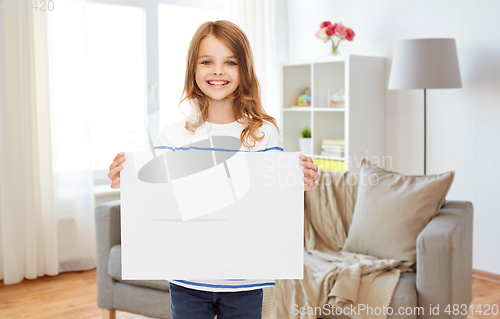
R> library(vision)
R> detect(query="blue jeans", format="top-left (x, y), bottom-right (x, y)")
top-left (168, 282), bottom-right (263, 319)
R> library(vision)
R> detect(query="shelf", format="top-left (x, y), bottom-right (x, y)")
top-left (281, 55), bottom-right (386, 174)
top-left (313, 108), bottom-right (345, 112)
top-left (284, 107), bottom-right (312, 111)
top-left (304, 154), bottom-right (345, 161)
top-left (284, 107), bottom-right (345, 112)
top-left (280, 55), bottom-right (385, 67)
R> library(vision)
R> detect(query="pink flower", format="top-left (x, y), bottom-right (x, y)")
top-left (316, 21), bottom-right (355, 44)
top-left (316, 27), bottom-right (331, 43)
top-left (346, 28), bottom-right (355, 41)
top-left (320, 21), bottom-right (332, 28)
top-left (325, 23), bottom-right (337, 36)
top-left (334, 23), bottom-right (347, 39)
top-left (315, 28), bottom-right (321, 38)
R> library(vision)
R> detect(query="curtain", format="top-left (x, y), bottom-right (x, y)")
top-left (0, 0), bottom-right (96, 285)
top-left (229, 0), bottom-right (280, 122)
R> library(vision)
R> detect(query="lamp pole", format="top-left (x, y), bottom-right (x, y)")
top-left (424, 89), bottom-right (426, 175)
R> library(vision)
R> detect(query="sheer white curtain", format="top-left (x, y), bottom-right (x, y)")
top-left (229, 0), bottom-right (279, 121)
top-left (0, 0), bottom-right (96, 285)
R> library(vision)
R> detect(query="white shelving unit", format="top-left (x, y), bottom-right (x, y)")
top-left (279, 55), bottom-right (386, 173)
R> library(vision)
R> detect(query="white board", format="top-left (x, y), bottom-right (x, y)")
top-left (121, 151), bottom-right (304, 280)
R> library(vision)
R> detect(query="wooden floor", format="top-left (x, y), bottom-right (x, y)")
top-left (0, 268), bottom-right (498, 319)
top-left (0, 269), bottom-right (154, 319)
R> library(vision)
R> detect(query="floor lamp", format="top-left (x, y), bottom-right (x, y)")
top-left (388, 38), bottom-right (462, 175)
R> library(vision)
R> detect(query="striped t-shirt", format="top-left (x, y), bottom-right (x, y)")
top-left (153, 117), bottom-right (283, 292)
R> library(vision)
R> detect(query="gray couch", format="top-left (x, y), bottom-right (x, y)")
top-left (95, 199), bottom-right (473, 319)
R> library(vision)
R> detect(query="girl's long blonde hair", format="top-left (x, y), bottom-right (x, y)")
top-left (179, 20), bottom-right (281, 149)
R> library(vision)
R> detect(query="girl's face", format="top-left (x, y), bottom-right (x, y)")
top-left (195, 35), bottom-right (239, 101)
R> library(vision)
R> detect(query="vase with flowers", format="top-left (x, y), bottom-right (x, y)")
top-left (315, 21), bottom-right (355, 56)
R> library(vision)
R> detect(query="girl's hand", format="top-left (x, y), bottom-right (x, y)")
top-left (108, 152), bottom-right (126, 189)
top-left (300, 154), bottom-right (319, 191)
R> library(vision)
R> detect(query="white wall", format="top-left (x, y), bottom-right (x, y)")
top-left (282, 0), bottom-right (500, 275)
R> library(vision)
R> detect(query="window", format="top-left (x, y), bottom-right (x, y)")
top-left (48, 0), bottom-right (228, 185)
top-left (86, 2), bottom-right (147, 180)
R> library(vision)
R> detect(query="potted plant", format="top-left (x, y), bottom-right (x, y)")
top-left (300, 127), bottom-right (312, 154)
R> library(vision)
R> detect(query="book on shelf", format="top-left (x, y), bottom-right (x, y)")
top-left (322, 138), bottom-right (345, 144)
top-left (321, 145), bottom-right (345, 152)
top-left (322, 138), bottom-right (345, 149)
top-left (321, 142), bottom-right (345, 148)
top-left (313, 158), bottom-right (345, 172)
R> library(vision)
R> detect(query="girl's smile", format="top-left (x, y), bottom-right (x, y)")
top-left (206, 80), bottom-right (230, 89)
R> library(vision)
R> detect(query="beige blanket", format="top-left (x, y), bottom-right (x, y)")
top-left (264, 169), bottom-right (415, 319)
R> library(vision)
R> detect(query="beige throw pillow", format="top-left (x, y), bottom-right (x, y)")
top-left (342, 158), bottom-right (455, 265)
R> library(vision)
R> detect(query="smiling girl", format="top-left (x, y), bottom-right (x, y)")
top-left (108, 20), bottom-right (319, 319)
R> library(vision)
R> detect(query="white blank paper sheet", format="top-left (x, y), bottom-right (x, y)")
top-left (121, 151), bottom-right (304, 280)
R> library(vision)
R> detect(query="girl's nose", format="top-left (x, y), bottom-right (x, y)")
top-left (213, 64), bottom-right (224, 76)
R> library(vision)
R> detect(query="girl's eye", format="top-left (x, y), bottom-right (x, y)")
top-left (201, 61), bottom-right (236, 66)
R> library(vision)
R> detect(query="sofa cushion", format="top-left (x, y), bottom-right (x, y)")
top-left (342, 158), bottom-right (454, 266)
top-left (108, 244), bottom-right (170, 291)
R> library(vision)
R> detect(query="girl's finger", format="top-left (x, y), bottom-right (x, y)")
top-left (300, 160), bottom-right (318, 171)
top-left (108, 165), bottom-right (122, 178)
top-left (107, 165), bottom-right (123, 181)
top-left (308, 178), bottom-right (314, 189)
top-left (304, 176), bottom-right (316, 188)
top-left (304, 176), bottom-right (314, 185)
top-left (300, 160), bottom-right (310, 168)
top-left (306, 169), bottom-right (319, 182)
top-left (304, 178), bottom-right (313, 191)
top-left (110, 153), bottom-right (126, 170)
top-left (303, 168), bottom-right (314, 179)
top-left (111, 177), bottom-right (120, 189)
top-left (112, 152), bottom-right (122, 164)
top-left (303, 167), bottom-right (320, 182)
top-left (299, 154), bottom-right (311, 162)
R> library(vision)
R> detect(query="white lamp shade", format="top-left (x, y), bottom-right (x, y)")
top-left (388, 38), bottom-right (462, 90)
